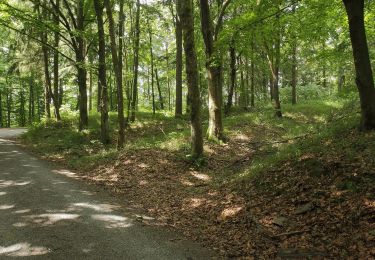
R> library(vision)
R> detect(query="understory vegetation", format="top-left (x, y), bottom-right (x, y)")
top-left (21, 96), bottom-right (375, 258)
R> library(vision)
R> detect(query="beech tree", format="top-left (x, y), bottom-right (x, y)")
top-left (343, 0), bottom-right (375, 130)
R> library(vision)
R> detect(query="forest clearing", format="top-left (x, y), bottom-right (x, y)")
top-left (1, 0), bottom-right (375, 258)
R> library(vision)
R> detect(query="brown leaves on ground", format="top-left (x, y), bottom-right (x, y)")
top-left (71, 126), bottom-right (375, 259)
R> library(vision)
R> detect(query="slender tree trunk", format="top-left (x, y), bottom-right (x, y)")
top-left (0, 90), bottom-right (2, 127)
top-left (175, 3), bottom-right (183, 117)
top-left (155, 68), bottom-right (164, 110)
top-left (291, 38), bottom-right (297, 105)
top-left (52, 0), bottom-right (61, 121)
top-left (225, 45), bottom-right (236, 114)
top-left (177, 0), bottom-right (203, 158)
top-left (77, 0), bottom-right (88, 130)
top-left (166, 44), bottom-right (171, 111)
top-left (104, 0), bottom-right (125, 148)
top-left (250, 43), bottom-right (255, 108)
top-left (94, 0), bottom-right (110, 144)
top-left (149, 24), bottom-right (156, 114)
top-left (273, 8), bottom-right (282, 118)
top-left (28, 78), bottom-right (34, 125)
top-left (343, 0), bottom-right (375, 130)
top-left (89, 57), bottom-right (93, 111)
top-left (199, 0), bottom-right (224, 141)
top-left (130, 0), bottom-right (140, 122)
top-left (6, 91), bottom-right (11, 127)
top-left (42, 39), bottom-right (51, 119)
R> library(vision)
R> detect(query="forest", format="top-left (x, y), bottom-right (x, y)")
top-left (0, 0), bottom-right (374, 258)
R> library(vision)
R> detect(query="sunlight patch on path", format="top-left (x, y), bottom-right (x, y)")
top-left (91, 214), bottom-right (132, 228)
top-left (0, 243), bottom-right (49, 257)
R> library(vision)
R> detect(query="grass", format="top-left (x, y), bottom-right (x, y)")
top-left (21, 97), bottom-right (361, 175)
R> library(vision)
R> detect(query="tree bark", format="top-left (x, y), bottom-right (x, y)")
top-left (104, 0), bottom-right (125, 148)
top-left (343, 0), bottom-right (375, 130)
top-left (273, 7), bottom-right (282, 118)
top-left (225, 45), bottom-right (236, 114)
top-left (130, 0), bottom-right (140, 122)
top-left (177, 0), bottom-right (203, 158)
top-left (199, 0), bottom-right (224, 141)
top-left (175, 2), bottom-right (183, 117)
top-left (77, 0), bottom-right (88, 130)
top-left (93, 0), bottom-right (110, 144)
top-left (155, 68), bottom-right (164, 110)
top-left (52, 0), bottom-right (61, 121)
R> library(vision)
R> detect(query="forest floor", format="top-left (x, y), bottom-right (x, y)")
top-left (20, 99), bottom-right (375, 259)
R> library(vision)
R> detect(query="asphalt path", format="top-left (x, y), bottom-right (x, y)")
top-left (0, 128), bottom-right (213, 259)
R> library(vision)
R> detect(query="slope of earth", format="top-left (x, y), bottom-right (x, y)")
top-left (20, 100), bottom-right (375, 258)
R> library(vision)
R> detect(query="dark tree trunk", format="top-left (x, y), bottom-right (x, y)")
top-left (250, 42), bottom-right (255, 108)
top-left (77, 0), bottom-right (88, 130)
top-left (148, 24), bottom-right (156, 114)
top-left (175, 3), bottom-right (183, 117)
top-left (42, 40), bottom-right (51, 119)
top-left (130, 0), bottom-right (140, 122)
top-left (177, 0), bottom-right (203, 158)
top-left (93, 0), bottom-right (110, 144)
top-left (6, 91), bottom-right (11, 128)
top-left (52, 0), bottom-right (61, 121)
top-left (155, 68), bottom-right (164, 110)
top-left (0, 90), bottom-right (2, 127)
top-left (225, 45), bottom-right (236, 114)
top-left (273, 8), bottom-right (282, 118)
top-left (343, 0), bottom-right (375, 130)
top-left (28, 78), bottom-right (34, 125)
top-left (105, 0), bottom-right (125, 148)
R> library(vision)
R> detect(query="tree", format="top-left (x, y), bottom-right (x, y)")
top-left (93, 0), bottom-right (110, 144)
top-left (130, 0), bottom-right (141, 122)
top-left (177, 0), bottom-right (203, 158)
top-left (104, 0), bottom-right (126, 148)
top-left (343, 0), bottom-right (375, 130)
top-left (199, 0), bottom-right (232, 141)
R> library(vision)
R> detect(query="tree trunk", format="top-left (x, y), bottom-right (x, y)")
top-left (225, 45), bottom-right (236, 114)
top-left (52, 0), bottom-right (61, 121)
top-left (148, 23), bottom-right (156, 114)
top-left (199, 0), bottom-right (224, 141)
top-left (343, 0), bottom-right (375, 130)
top-left (175, 3), bottom-right (183, 117)
top-left (291, 37), bottom-right (297, 105)
top-left (177, 0), bottom-right (203, 158)
top-left (77, 0), bottom-right (88, 130)
top-left (104, 0), bottom-right (125, 148)
top-left (155, 68), bottom-right (164, 110)
top-left (0, 90), bottom-right (2, 127)
top-left (250, 42), bottom-right (255, 108)
top-left (42, 39), bottom-right (51, 119)
top-left (130, 0), bottom-right (140, 122)
top-left (273, 8), bottom-right (282, 118)
top-left (93, 0), bottom-right (110, 144)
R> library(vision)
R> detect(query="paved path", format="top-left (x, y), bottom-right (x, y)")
top-left (0, 128), bottom-right (213, 259)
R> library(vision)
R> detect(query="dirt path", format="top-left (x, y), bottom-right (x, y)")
top-left (0, 128), bottom-right (213, 259)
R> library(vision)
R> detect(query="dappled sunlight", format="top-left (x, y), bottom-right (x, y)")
top-left (180, 178), bottom-right (194, 187)
top-left (70, 202), bottom-right (119, 213)
top-left (0, 243), bottom-right (49, 257)
top-left (91, 214), bottom-right (132, 228)
top-left (0, 180), bottom-right (32, 188)
top-left (0, 191), bottom-right (7, 196)
top-left (24, 213), bottom-right (80, 226)
top-left (0, 204), bottom-right (15, 210)
top-left (218, 206), bottom-right (243, 221)
top-left (13, 209), bottom-right (31, 214)
top-left (52, 169), bottom-right (77, 178)
top-left (183, 198), bottom-right (206, 209)
top-left (190, 171), bottom-right (211, 182)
